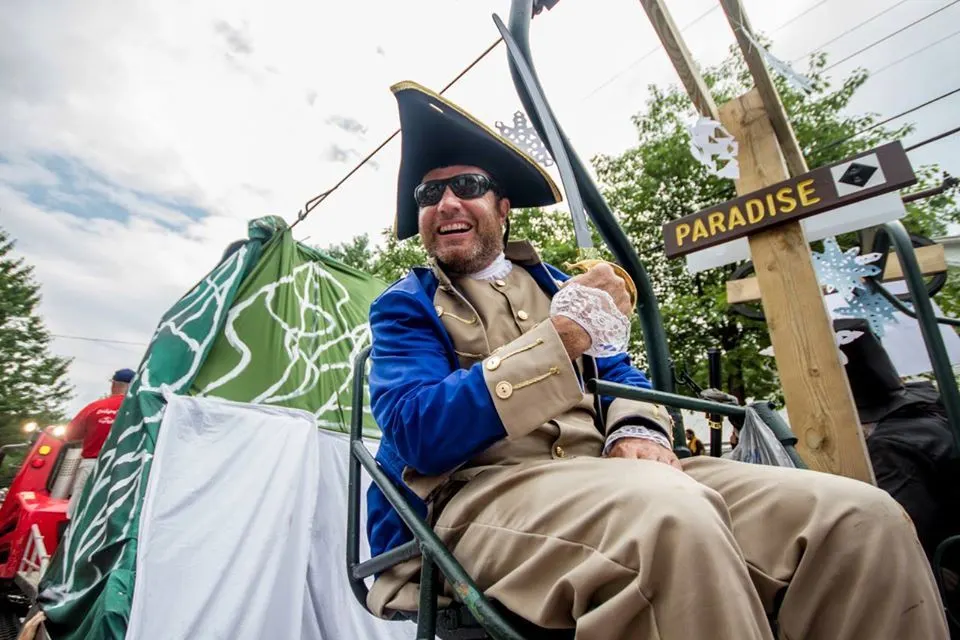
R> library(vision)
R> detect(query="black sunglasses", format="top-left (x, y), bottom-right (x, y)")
top-left (414, 173), bottom-right (500, 208)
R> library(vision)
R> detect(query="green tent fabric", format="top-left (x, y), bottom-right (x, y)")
top-left (191, 233), bottom-right (385, 438)
top-left (37, 216), bottom-right (387, 639)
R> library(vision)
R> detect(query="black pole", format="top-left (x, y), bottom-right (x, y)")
top-left (707, 348), bottom-right (723, 457)
top-left (501, 2), bottom-right (676, 406)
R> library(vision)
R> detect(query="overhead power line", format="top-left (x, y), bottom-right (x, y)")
top-left (581, 5), bottom-right (719, 100)
top-left (768, 0), bottom-right (835, 34)
top-left (582, 0), bottom-right (838, 101)
top-left (868, 27), bottom-right (960, 76)
top-left (791, 0), bottom-right (909, 64)
top-left (904, 125), bottom-right (960, 152)
top-left (51, 334), bottom-right (148, 348)
top-left (822, 0), bottom-right (960, 72)
top-left (819, 86), bottom-right (960, 151)
top-left (290, 37), bottom-right (504, 229)
top-left (286, 0), bottom-right (960, 229)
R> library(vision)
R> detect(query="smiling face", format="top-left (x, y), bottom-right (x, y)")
top-left (417, 165), bottom-right (510, 275)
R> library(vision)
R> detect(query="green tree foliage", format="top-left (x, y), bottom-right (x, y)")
top-left (0, 227), bottom-right (73, 448)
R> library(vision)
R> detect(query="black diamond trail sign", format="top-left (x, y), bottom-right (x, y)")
top-left (838, 163), bottom-right (878, 187)
top-left (831, 153), bottom-right (886, 197)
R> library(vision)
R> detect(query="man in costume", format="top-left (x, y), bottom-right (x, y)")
top-left (365, 81), bottom-right (948, 639)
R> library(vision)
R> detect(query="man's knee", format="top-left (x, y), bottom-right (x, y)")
top-left (604, 463), bottom-right (733, 545)
top-left (818, 476), bottom-right (922, 551)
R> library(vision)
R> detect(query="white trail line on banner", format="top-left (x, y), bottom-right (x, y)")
top-left (195, 261), bottom-right (372, 421)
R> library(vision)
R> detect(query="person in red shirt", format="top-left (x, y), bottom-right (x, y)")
top-left (65, 368), bottom-right (135, 519)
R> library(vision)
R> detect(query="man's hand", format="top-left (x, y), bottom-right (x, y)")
top-left (567, 262), bottom-right (632, 317)
top-left (551, 263), bottom-right (633, 360)
top-left (608, 437), bottom-right (682, 471)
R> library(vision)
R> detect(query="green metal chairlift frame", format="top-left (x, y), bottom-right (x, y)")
top-left (345, 1), bottom-right (960, 637)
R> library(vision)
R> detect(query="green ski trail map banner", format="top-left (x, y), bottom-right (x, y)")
top-left (37, 216), bottom-right (387, 639)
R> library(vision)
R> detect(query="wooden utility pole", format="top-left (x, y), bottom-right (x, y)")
top-left (717, 0), bottom-right (807, 177)
top-left (719, 90), bottom-right (873, 482)
top-left (638, 0), bottom-right (875, 483)
top-left (638, 0), bottom-right (720, 120)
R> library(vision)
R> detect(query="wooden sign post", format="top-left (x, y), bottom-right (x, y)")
top-left (638, 0), bottom-right (899, 484)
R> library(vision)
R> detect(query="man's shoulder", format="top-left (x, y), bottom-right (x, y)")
top-left (74, 394), bottom-right (118, 421)
top-left (374, 268), bottom-right (430, 298)
top-left (88, 394), bottom-right (124, 411)
top-left (370, 267), bottom-right (440, 316)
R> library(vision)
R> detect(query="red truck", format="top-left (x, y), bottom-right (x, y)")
top-left (0, 426), bottom-right (78, 639)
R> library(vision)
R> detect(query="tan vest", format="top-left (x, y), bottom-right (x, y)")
top-left (432, 257), bottom-right (605, 475)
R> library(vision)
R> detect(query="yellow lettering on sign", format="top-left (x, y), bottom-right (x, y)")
top-left (676, 223), bottom-right (691, 246)
top-left (692, 219), bottom-right (709, 242)
top-left (728, 205), bottom-right (747, 230)
top-left (765, 193), bottom-right (777, 216)
top-left (707, 211), bottom-right (726, 236)
top-left (745, 199), bottom-right (764, 224)
top-left (797, 179), bottom-right (820, 206)
top-left (776, 187), bottom-right (797, 213)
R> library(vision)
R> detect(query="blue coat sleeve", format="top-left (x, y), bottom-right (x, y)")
top-left (596, 351), bottom-right (653, 414)
top-left (368, 288), bottom-right (508, 476)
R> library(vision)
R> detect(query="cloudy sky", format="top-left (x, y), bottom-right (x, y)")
top-left (2, 0), bottom-right (958, 417)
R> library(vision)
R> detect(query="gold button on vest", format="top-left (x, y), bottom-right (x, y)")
top-left (495, 381), bottom-right (514, 399)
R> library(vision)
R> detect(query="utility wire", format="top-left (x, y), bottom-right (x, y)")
top-left (904, 125), bottom-right (960, 152)
top-left (868, 27), bottom-right (960, 76)
top-left (769, 0), bottom-right (835, 34)
top-left (581, 5), bottom-right (718, 100)
top-left (582, 0), bottom-right (835, 101)
top-left (290, 37), bottom-right (504, 229)
top-left (822, 0), bottom-right (960, 72)
top-left (819, 86), bottom-right (960, 151)
top-left (51, 334), bottom-right (148, 348)
top-left (791, 0), bottom-right (909, 64)
top-left (287, 0), bottom-right (960, 226)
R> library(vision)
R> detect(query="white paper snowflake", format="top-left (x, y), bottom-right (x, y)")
top-left (812, 237), bottom-right (881, 301)
top-left (688, 117), bottom-right (739, 179)
top-left (495, 111), bottom-right (554, 167)
top-left (740, 27), bottom-right (814, 94)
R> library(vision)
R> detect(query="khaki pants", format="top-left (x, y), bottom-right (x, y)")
top-left (370, 456), bottom-right (948, 639)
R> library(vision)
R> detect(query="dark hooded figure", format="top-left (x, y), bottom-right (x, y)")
top-left (836, 317), bottom-right (960, 560)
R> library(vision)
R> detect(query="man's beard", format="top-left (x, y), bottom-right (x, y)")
top-left (426, 220), bottom-right (504, 275)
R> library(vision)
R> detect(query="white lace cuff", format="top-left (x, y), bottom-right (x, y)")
top-left (550, 283), bottom-right (630, 357)
top-left (603, 425), bottom-right (672, 456)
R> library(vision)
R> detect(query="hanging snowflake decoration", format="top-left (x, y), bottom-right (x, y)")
top-left (688, 117), bottom-right (739, 179)
top-left (495, 111), bottom-right (554, 167)
top-left (811, 237), bottom-right (882, 301)
top-left (834, 291), bottom-right (901, 339)
top-left (740, 28), bottom-right (814, 94)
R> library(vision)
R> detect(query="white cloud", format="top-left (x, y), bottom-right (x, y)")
top-left (1, 0), bottom-right (958, 416)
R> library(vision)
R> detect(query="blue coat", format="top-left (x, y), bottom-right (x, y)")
top-left (366, 259), bottom-right (653, 558)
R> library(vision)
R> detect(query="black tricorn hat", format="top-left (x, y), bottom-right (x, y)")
top-left (390, 81), bottom-right (562, 240)
top-left (834, 318), bottom-right (919, 423)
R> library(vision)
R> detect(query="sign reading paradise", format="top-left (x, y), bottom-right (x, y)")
top-left (662, 141), bottom-right (916, 258)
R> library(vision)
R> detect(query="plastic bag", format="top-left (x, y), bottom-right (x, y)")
top-left (729, 406), bottom-right (797, 468)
